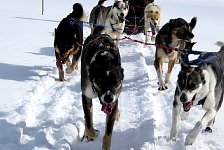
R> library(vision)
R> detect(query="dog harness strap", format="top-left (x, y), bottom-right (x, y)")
top-left (197, 96), bottom-right (206, 106)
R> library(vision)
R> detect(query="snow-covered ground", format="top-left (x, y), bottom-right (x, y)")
top-left (0, 0), bottom-right (223, 149)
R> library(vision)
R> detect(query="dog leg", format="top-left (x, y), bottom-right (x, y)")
top-left (144, 26), bottom-right (149, 47)
top-left (203, 118), bottom-right (215, 133)
top-left (66, 54), bottom-right (79, 74)
top-left (58, 67), bottom-right (65, 81)
top-left (165, 59), bottom-right (176, 84)
top-left (185, 108), bottom-right (217, 145)
top-left (170, 100), bottom-right (181, 140)
top-left (82, 94), bottom-right (100, 141)
top-left (154, 56), bottom-right (167, 90)
top-left (102, 102), bottom-right (118, 150)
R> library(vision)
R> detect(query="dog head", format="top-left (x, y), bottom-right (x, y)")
top-left (88, 38), bottom-right (124, 114)
top-left (145, 3), bottom-right (161, 27)
top-left (169, 17), bottom-right (197, 42)
top-left (112, 0), bottom-right (129, 23)
top-left (176, 63), bottom-right (206, 112)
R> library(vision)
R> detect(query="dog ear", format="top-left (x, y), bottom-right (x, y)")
top-left (169, 19), bottom-right (175, 25)
top-left (189, 17), bottom-right (197, 31)
top-left (194, 67), bottom-right (206, 84)
top-left (123, 0), bottom-right (129, 4)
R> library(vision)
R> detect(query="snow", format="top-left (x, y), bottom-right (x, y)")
top-left (0, 0), bottom-right (223, 150)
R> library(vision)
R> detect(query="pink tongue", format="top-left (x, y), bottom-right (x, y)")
top-left (119, 16), bottom-right (124, 23)
top-left (150, 23), bottom-right (156, 35)
top-left (183, 101), bottom-right (193, 112)
top-left (101, 103), bottom-right (112, 115)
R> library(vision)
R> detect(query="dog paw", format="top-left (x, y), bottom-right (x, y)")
top-left (185, 133), bottom-right (196, 145)
top-left (158, 84), bottom-right (168, 90)
top-left (202, 127), bottom-right (212, 133)
top-left (81, 129), bottom-right (100, 141)
top-left (65, 67), bottom-right (74, 74)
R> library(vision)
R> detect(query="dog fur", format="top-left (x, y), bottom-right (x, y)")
top-left (144, 2), bottom-right (161, 44)
top-left (89, 0), bottom-right (129, 44)
top-left (54, 3), bottom-right (84, 81)
top-left (154, 17), bottom-right (197, 90)
top-left (81, 26), bottom-right (124, 150)
top-left (170, 42), bottom-right (224, 145)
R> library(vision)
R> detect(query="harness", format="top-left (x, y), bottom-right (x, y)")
top-left (87, 35), bottom-right (119, 115)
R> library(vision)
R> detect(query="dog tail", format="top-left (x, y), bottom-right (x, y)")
top-left (92, 26), bottom-right (105, 35)
top-left (216, 41), bottom-right (224, 53)
top-left (98, 0), bottom-right (106, 6)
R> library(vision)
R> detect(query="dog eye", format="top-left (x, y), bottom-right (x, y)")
top-left (151, 18), bottom-right (154, 20)
top-left (178, 79), bottom-right (185, 86)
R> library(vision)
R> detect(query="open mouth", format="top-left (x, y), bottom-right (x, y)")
top-left (183, 94), bottom-right (196, 112)
top-left (118, 15), bottom-right (124, 23)
top-left (101, 103), bottom-right (113, 115)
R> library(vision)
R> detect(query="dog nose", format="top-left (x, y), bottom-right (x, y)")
top-left (104, 93), bottom-right (114, 103)
top-left (180, 93), bottom-right (188, 103)
top-left (154, 23), bottom-right (157, 26)
top-left (120, 13), bottom-right (124, 17)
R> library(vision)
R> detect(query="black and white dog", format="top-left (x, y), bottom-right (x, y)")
top-left (81, 26), bottom-right (124, 150)
top-left (89, 0), bottom-right (129, 44)
top-left (170, 41), bottom-right (224, 145)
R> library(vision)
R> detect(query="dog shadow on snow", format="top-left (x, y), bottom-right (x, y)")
top-left (0, 62), bottom-right (53, 81)
top-left (27, 47), bottom-right (55, 57)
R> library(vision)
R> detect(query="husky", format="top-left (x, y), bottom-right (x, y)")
top-left (81, 26), bottom-right (124, 150)
top-left (144, 2), bottom-right (161, 44)
top-left (154, 17), bottom-right (197, 90)
top-left (89, 0), bottom-right (129, 44)
top-left (170, 41), bottom-right (224, 145)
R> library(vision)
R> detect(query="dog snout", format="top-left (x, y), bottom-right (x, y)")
top-left (104, 93), bottom-right (114, 103)
top-left (180, 93), bottom-right (188, 103)
top-left (120, 13), bottom-right (124, 17)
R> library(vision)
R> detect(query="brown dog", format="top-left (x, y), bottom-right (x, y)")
top-left (154, 17), bottom-right (197, 90)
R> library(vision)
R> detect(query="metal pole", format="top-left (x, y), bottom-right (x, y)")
top-left (42, 0), bottom-right (44, 15)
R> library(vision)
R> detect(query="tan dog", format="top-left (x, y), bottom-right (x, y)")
top-left (154, 17), bottom-right (197, 90)
top-left (144, 2), bottom-right (161, 44)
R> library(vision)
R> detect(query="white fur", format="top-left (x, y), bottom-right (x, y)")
top-left (93, 0), bottom-right (129, 45)
top-left (170, 66), bottom-right (220, 145)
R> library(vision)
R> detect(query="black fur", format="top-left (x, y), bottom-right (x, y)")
top-left (54, 3), bottom-right (84, 81)
top-left (81, 26), bottom-right (124, 149)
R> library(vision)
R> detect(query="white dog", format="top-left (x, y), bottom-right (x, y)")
top-left (144, 2), bottom-right (161, 45)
